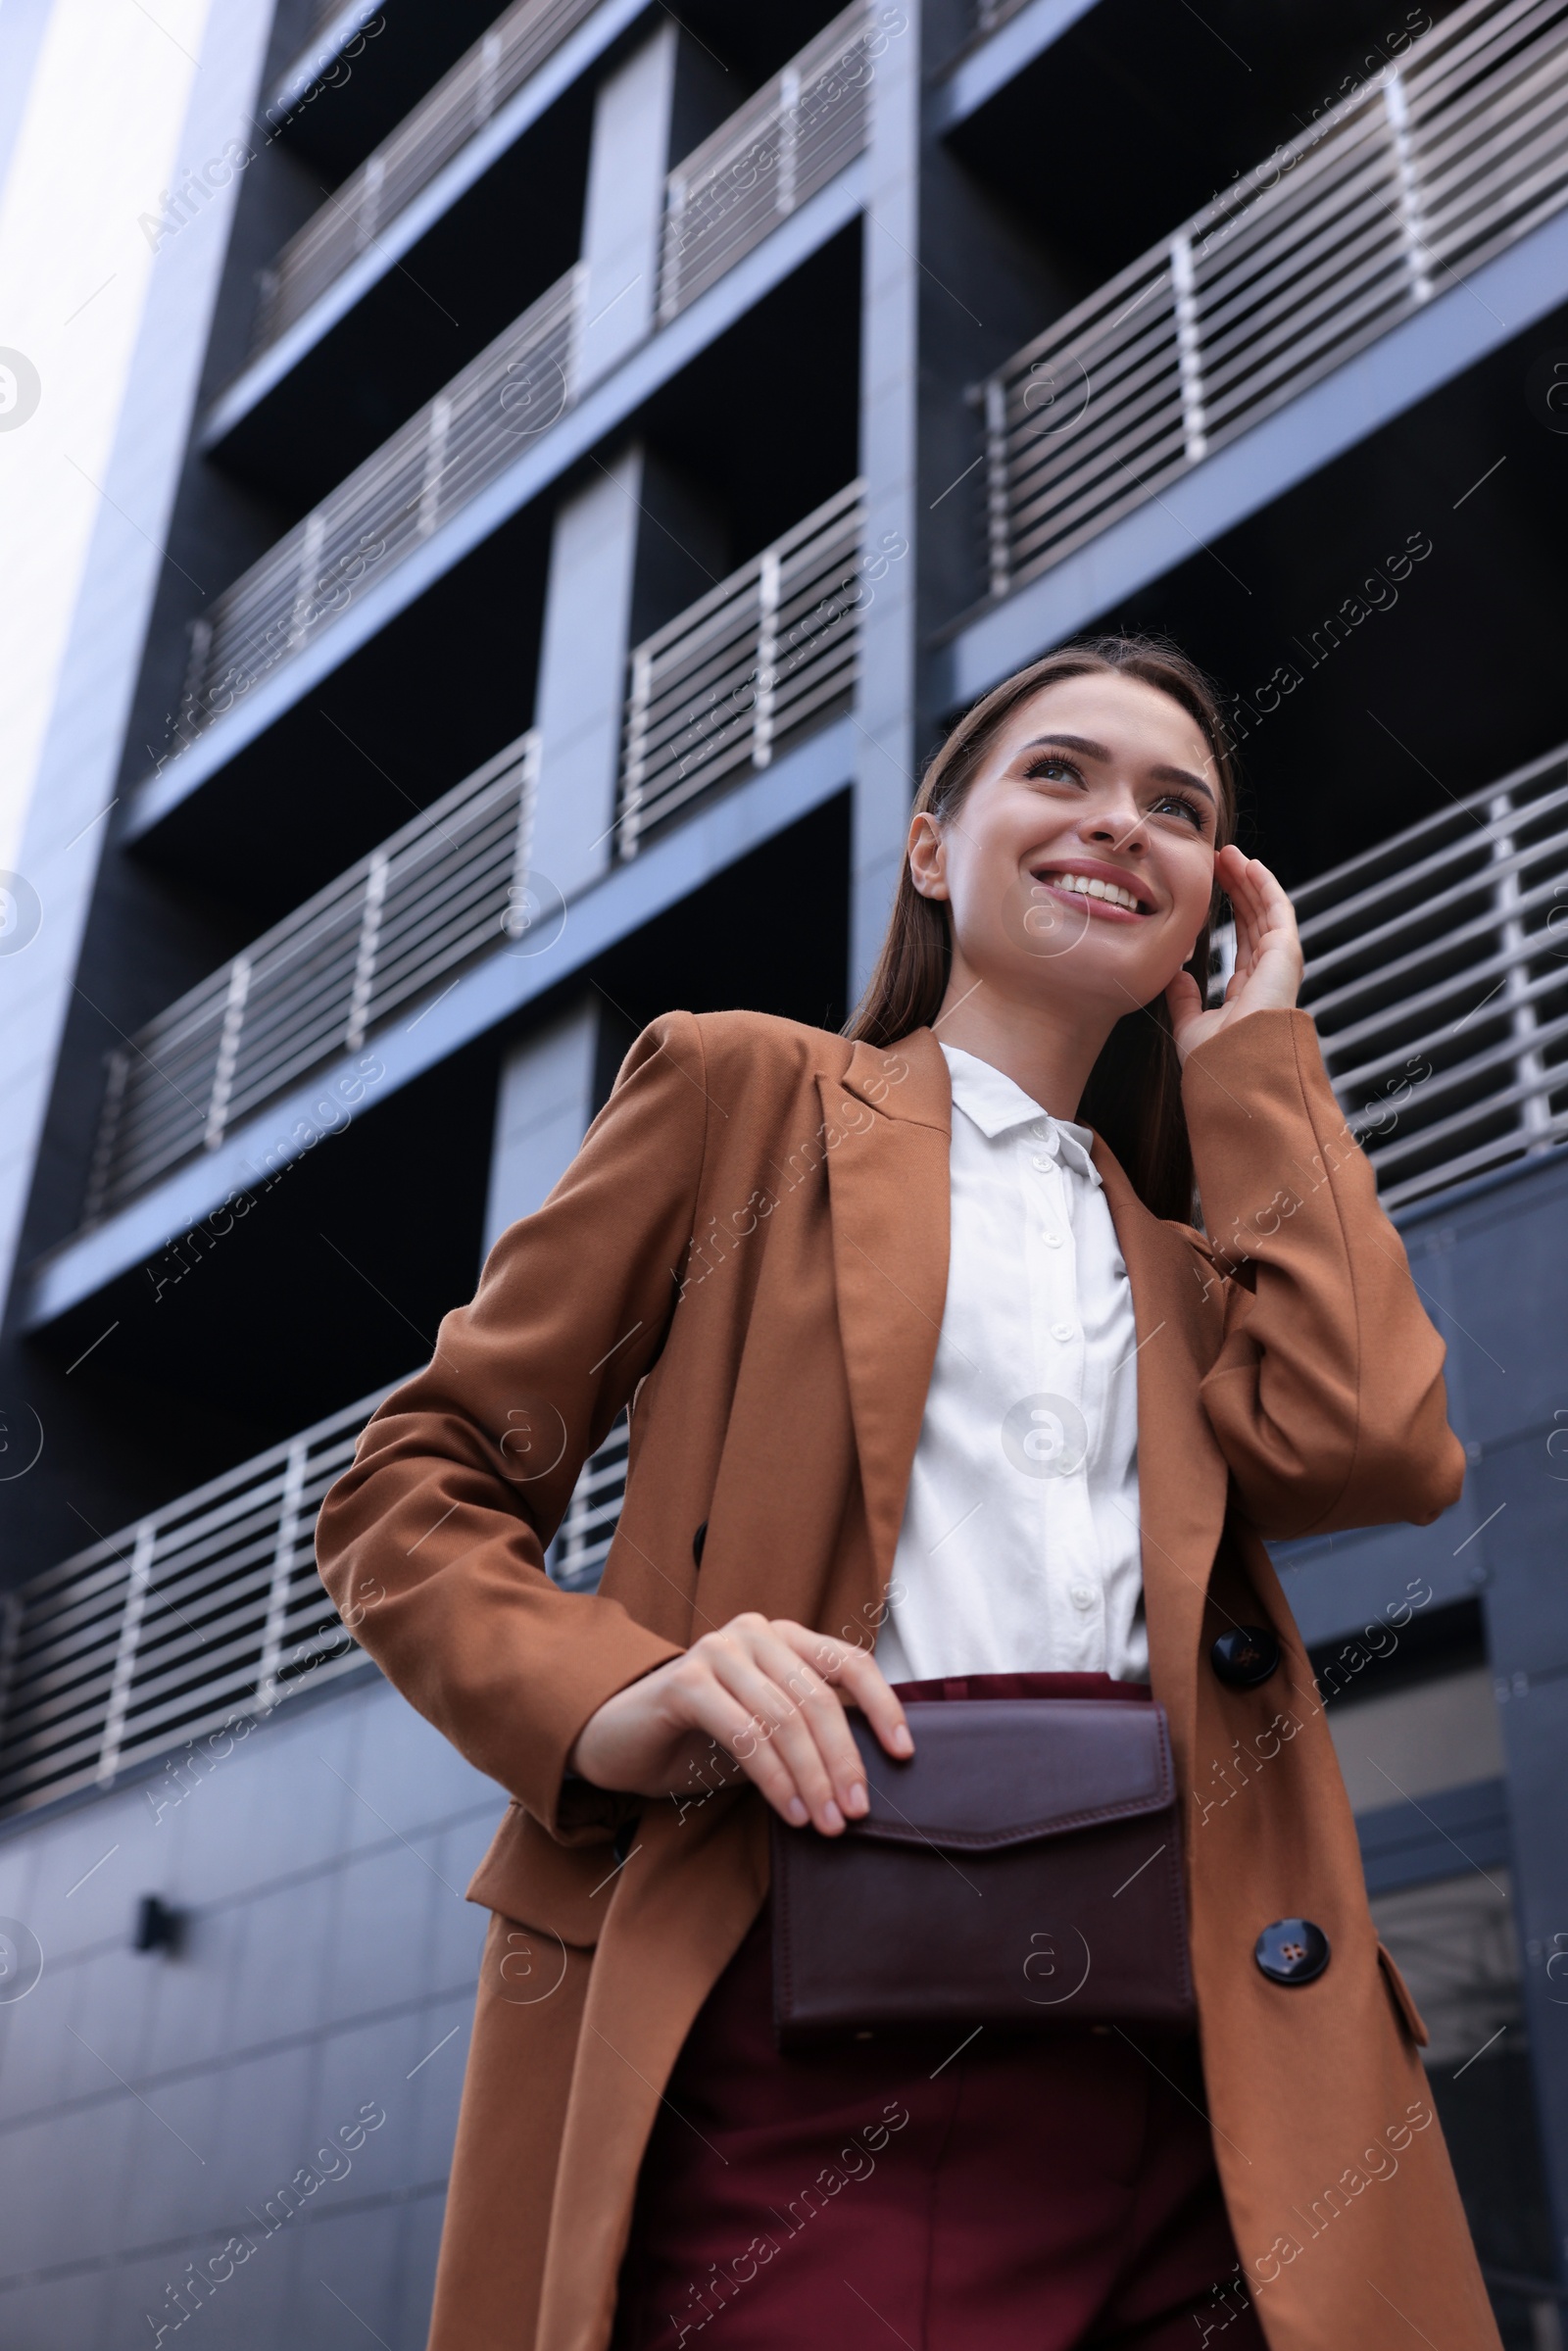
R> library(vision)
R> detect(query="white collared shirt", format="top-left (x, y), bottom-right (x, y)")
top-left (873, 1044), bottom-right (1149, 1686)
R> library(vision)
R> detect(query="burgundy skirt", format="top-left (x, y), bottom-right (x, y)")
top-left (612, 1674), bottom-right (1265, 2351)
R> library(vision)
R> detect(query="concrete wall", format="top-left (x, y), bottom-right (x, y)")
top-left (484, 996), bottom-right (605, 1254)
top-left (0, 1668), bottom-right (501, 2347)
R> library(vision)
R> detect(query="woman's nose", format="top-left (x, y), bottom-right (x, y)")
top-left (1086, 805), bottom-right (1145, 849)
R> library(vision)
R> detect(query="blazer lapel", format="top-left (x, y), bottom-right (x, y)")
top-left (1091, 1138), bottom-right (1230, 1753)
top-left (817, 1030), bottom-right (952, 1590)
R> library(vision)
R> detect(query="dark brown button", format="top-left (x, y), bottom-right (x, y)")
top-left (1211, 1626), bottom-right (1280, 1688)
top-left (1255, 1918), bottom-right (1330, 1984)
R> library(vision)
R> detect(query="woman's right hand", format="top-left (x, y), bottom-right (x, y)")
top-left (566, 1612), bottom-right (914, 1836)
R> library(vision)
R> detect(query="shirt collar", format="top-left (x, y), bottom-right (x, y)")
top-left (940, 1045), bottom-right (1102, 1186)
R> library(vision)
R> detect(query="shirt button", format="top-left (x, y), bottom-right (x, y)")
top-left (1043, 1231), bottom-right (1064, 1249)
top-left (1069, 1583), bottom-right (1097, 1610)
top-left (1051, 1321), bottom-right (1075, 1344)
top-left (1031, 1152), bottom-right (1054, 1171)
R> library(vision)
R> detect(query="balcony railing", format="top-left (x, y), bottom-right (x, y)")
top-left (93, 482), bottom-right (863, 1221)
top-left (253, 0), bottom-right (603, 356)
top-left (980, 0), bottom-right (1568, 597)
top-left (1300, 741), bottom-right (1568, 1209)
top-left (177, 270), bottom-right (580, 749)
top-left (0, 1390), bottom-right (629, 1824)
top-left (179, 10), bottom-right (877, 759)
top-left (658, 1), bottom-right (876, 323)
top-left (253, 0), bottom-right (876, 365)
top-left (85, 733), bottom-right (538, 1224)
top-left (549, 1412), bottom-right (629, 1590)
top-left (0, 1394), bottom-right (374, 1822)
top-left (616, 479), bottom-right (866, 857)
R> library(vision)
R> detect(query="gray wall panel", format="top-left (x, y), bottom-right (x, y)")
top-left (0, 1672), bottom-right (502, 2342)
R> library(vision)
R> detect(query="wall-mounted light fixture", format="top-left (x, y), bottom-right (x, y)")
top-left (132, 1894), bottom-right (182, 1955)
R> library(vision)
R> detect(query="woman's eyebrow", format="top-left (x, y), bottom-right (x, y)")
top-left (1019, 732), bottom-right (1216, 806)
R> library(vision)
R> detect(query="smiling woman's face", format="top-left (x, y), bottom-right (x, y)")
top-left (911, 670), bottom-right (1222, 1024)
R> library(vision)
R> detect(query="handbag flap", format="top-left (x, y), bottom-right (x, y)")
top-left (842, 1699), bottom-right (1173, 1851)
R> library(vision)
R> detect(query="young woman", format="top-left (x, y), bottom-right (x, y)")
top-left (317, 638), bottom-right (1500, 2351)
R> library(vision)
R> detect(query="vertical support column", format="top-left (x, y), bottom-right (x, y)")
top-left (1169, 231), bottom-right (1208, 465)
top-left (484, 997), bottom-right (610, 1257)
top-left (358, 153), bottom-right (386, 253)
top-left (777, 65), bottom-right (802, 222)
top-left (576, 23), bottom-right (681, 389)
top-left (256, 1440), bottom-right (309, 1711)
top-left (419, 394), bottom-right (452, 537)
top-left (205, 951), bottom-right (251, 1149)
top-left (475, 26), bottom-right (502, 127)
top-left (345, 851), bottom-right (389, 1051)
top-left (180, 614), bottom-right (213, 740)
top-left (849, 3), bottom-right (922, 1004)
top-left (83, 1049), bottom-right (129, 1224)
top-left (97, 1521), bottom-right (155, 1786)
top-left (1384, 72), bottom-right (1432, 304)
top-left (528, 443), bottom-right (646, 905)
top-left (1488, 791), bottom-right (1550, 1144)
top-left (754, 550), bottom-right (781, 771)
top-left (984, 374), bottom-right (1010, 599)
top-left (287, 510), bottom-right (324, 650)
top-left (619, 642), bottom-right (654, 860)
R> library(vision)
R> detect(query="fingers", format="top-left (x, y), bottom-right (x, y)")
top-left (1217, 846), bottom-right (1260, 973)
top-left (1219, 847), bottom-right (1295, 937)
top-left (1217, 850), bottom-right (1299, 987)
top-left (1250, 857), bottom-right (1301, 959)
top-left (775, 1622), bottom-right (914, 1763)
top-left (721, 1629), bottom-right (862, 1833)
top-left (673, 1615), bottom-right (911, 1837)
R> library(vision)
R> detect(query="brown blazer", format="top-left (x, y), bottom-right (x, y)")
top-left (317, 1005), bottom-right (1499, 2351)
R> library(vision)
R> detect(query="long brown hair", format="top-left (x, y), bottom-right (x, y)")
top-left (846, 635), bottom-right (1239, 1222)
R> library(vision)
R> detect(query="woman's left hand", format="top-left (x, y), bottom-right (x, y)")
top-left (1165, 846), bottom-right (1304, 1064)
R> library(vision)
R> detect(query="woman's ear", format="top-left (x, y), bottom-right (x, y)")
top-left (908, 811), bottom-right (948, 901)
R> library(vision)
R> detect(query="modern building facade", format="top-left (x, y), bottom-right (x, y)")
top-left (0, 0), bottom-right (1565, 2340)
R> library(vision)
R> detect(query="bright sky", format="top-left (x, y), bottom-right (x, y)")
top-left (0, 0), bottom-right (211, 874)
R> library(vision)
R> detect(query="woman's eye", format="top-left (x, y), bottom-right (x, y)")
top-left (1153, 793), bottom-right (1205, 828)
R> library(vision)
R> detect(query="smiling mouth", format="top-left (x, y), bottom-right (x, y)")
top-left (1031, 868), bottom-right (1153, 916)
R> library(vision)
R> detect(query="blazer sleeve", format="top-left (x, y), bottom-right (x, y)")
top-left (315, 1011), bottom-right (708, 1839)
top-left (1180, 1006), bottom-right (1465, 1541)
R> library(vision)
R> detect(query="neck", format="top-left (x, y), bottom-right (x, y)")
top-left (930, 959), bottom-right (1119, 1122)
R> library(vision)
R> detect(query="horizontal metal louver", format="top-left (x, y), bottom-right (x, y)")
top-left (1299, 744), bottom-right (1568, 1208)
top-left (84, 733), bottom-right (539, 1223)
top-left (87, 473), bottom-right (868, 1226)
top-left (0, 1397), bottom-right (631, 1824)
top-left (254, 0), bottom-right (605, 355)
top-left (177, 272), bottom-right (581, 747)
top-left (180, 6), bottom-right (877, 762)
top-left (658, 2), bottom-right (876, 324)
top-left (980, 0), bottom-right (1568, 596)
top-left (617, 480), bottom-right (867, 855)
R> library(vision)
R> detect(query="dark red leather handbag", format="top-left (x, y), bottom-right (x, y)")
top-left (770, 1698), bottom-right (1195, 2047)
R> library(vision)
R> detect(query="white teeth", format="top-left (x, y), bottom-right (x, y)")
top-left (1045, 871), bottom-right (1142, 913)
